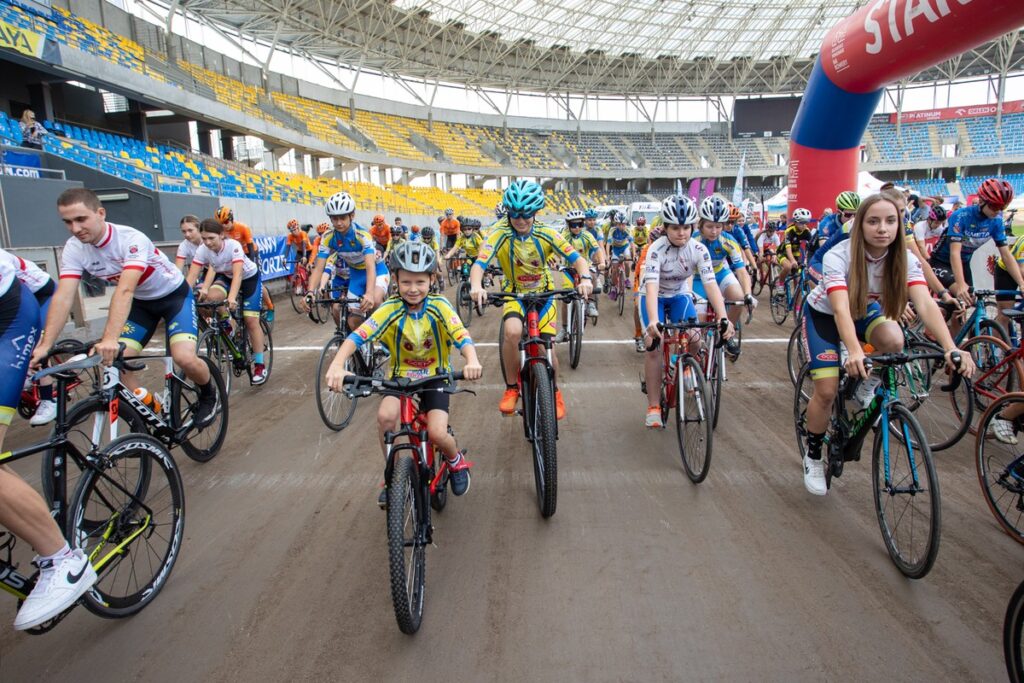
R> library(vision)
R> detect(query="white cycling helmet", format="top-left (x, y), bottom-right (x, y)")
top-left (792, 207), bottom-right (812, 224)
top-left (324, 191), bottom-right (356, 217)
top-left (660, 194), bottom-right (698, 225)
top-left (699, 196), bottom-right (730, 223)
top-left (565, 209), bottom-right (585, 222)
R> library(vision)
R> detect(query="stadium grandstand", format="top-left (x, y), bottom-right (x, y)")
top-left (0, 0), bottom-right (1022, 239)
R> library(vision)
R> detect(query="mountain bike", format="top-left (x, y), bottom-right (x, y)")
top-left (489, 289), bottom-right (576, 518)
top-left (794, 351), bottom-right (961, 578)
top-left (556, 267), bottom-right (588, 369)
top-left (313, 293), bottom-right (389, 431)
top-left (1, 352), bottom-right (184, 634)
top-left (343, 372), bottom-right (472, 635)
top-left (452, 252), bottom-right (484, 328)
top-left (196, 301), bottom-right (274, 393)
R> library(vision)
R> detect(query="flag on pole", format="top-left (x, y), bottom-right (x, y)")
top-left (688, 178), bottom-right (701, 201)
top-left (732, 153), bottom-right (746, 207)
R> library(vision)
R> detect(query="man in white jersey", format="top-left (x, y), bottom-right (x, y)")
top-left (30, 188), bottom-right (218, 425)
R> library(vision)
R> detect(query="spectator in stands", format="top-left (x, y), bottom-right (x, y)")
top-left (19, 110), bottom-right (46, 150)
top-left (439, 208), bottom-right (461, 252)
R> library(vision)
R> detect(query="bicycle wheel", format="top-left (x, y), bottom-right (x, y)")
top-left (872, 403), bottom-right (940, 579)
top-left (1005, 579), bottom-right (1024, 683)
top-left (770, 290), bottom-right (789, 325)
top-left (677, 356), bottom-right (713, 483)
top-left (976, 393), bottom-right (1024, 545)
top-left (709, 346), bottom-right (724, 430)
top-left (751, 265), bottom-right (764, 296)
top-left (498, 319), bottom-right (510, 387)
top-left (787, 325), bottom-right (807, 387)
top-left (67, 433), bottom-right (184, 618)
top-left (316, 335), bottom-right (358, 431)
top-left (793, 362), bottom-right (815, 461)
top-left (198, 329), bottom-right (232, 395)
top-left (568, 298), bottom-right (583, 369)
top-left (260, 319), bottom-right (274, 381)
top-left (386, 454), bottom-right (426, 634)
top-left (41, 396), bottom-right (148, 507)
top-left (962, 335), bottom-right (1023, 415)
top-left (900, 339), bottom-right (973, 452)
top-left (530, 363), bottom-right (558, 518)
top-left (457, 281), bottom-right (473, 328)
top-left (617, 280), bottom-right (626, 316)
top-left (978, 317), bottom-right (1011, 346)
top-left (170, 355), bottom-right (229, 463)
top-left (289, 276), bottom-right (304, 314)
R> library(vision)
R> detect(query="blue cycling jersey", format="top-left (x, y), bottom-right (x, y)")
top-left (816, 214), bottom-right (845, 242)
top-left (723, 226), bottom-right (749, 252)
top-left (930, 205), bottom-right (1007, 264)
top-left (808, 221), bottom-right (851, 274)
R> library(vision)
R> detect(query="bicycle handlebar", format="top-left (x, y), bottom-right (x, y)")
top-left (645, 319), bottom-right (727, 352)
top-left (342, 371), bottom-right (468, 398)
top-left (863, 350), bottom-right (964, 393)
top-left (485, 289), bottom-right (578, 306)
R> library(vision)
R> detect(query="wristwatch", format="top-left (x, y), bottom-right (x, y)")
top-left (580, 274), bottom-right (593, 280)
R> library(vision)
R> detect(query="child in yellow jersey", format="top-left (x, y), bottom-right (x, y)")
top-left (326, 242), bottom-right (482, 498)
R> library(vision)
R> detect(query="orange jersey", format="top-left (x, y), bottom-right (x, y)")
top-left (224, 221), bottom-right (255, 250)
top-left (633, 242), bottom-right (652, 290)
top-left (370, 223), bottom-right (391, 247)
top-left (439, 218), bottom-right (461, 237)
top-left (285, 231), bottom-right (312, 252)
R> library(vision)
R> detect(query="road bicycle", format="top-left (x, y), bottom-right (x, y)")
top-left (1006, 577), bottom-right (1024, 682)
top-left (770, 266), bottom-right (808, 326)
top-left (17, 338), bottom-right (94, 420)
top-left (974, 391), bottom-right (1024, 545)
top-left (196, 301), bottom-right (274, 393)
top-left (1, 352), bottom-right (184, 633)
top-left (694, 304), bottom-right (736, 430)
top-left (606, 258), bottom-right (632, 317)
top-left (284, 259), bottom-right (312, 314)
top-left (342, 372), bottom-right (472, 635)
top-left (794, 351), bottom-right (961, 578)
top-left (647, 319), bottom-right (726, 483)
top-left (489, 289), bottom-right (576, 518)
top-left (751, 251), bottom-right (776, 297)
top-left (313, 293), bottom-right (389, 431)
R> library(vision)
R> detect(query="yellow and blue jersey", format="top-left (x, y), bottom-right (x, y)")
top-left (998, 233), bottom-right (1024, 271)
top-left (696, 235), bottom-right (746, 274)
top-left (348, 295), bottom-right (472, 379)
top-left (561, 228), bottom-right (599, 260)
top-left (318, 225), bottom-right (376, 270)
top-left (607, 228), bottom-right (633, 253)
top-left (452, 231), bottom-right (484, 259)
top-left (475, 219), bottom-right (580, 292)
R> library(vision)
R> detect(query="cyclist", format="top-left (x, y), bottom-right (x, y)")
top-left (738, 211), bottom-right (758, 266)
top-left (724, 204), bottom-right (756, 270)
top-left (642, 195), bottom-right (733, 428)
top-left (384, 225), bottom-right (406, 263)
top-left (216, 206), bottom-right (274, 322)
top-left (369, 215), bottom-right (390, 256)
top-left (606, 211), bottom-right (635, 296)
top-left (325, 241), bottom-right (482, 503)
top-left (439, 208), bottom-right (461, 252)
top-left (994, 207), bottom-right (1024, 333)
top-left (284, 218), bottom-right (314, 270)
top-left (175, 215), bottom-right (203, 273)
top-left (421, 225), bottom-right (441, 255)
top-left (443, 220), bottom-right (485, 283)
top-left (187, 219), bottom-right (268, 384)
top-left (408, 224), bottom-right (422, 242)
top-left (799, 193), bottom-right (974, 495)
top-left (558, 209), bottom-right (602, 328)
top-left (31, 188), bottom-right (217, 421)
top-left (469, 180), bottom-right (593, 419)
top-left (632, 223), bottom-right (664, 353)
top-left (0, 254), bottom-right (100, 631)
top-left (776, 207), bottom-right (813, 288)
top-left (757, 221), bottom-right (781, 258)
top-left (305, 192), bottom-right (389, 332)
top-left (912, 205), bottom-right (947, 258)
top-left (310, 222), bottom-right (329, 257)
top-left (633, 215), bottom-right (650, 251)
top-left (584, 208), bottom-right (605, 249)
top-left (693, 196), bottom-right (754, 359)
top-left (393, 217), bottom-right (405, 235)
top-left (817, 191), bottom-right (861, 248)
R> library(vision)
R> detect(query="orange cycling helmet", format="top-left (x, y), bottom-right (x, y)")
top-left (372, 214), bottom-right (385, 226)
top-left (728, 205), bottom-right (742, 222)
top-left (316, 222), bottom-right (329, 234)
top-left (411, 224), bottom-right (420, 233)
top-left (287, 219), bottom-right (300, 230)
top-left (215, 206), bottom-right (233, 224)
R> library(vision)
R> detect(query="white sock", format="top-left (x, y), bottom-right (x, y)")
top-left (446, 451), bottom-right (463, 467)
top-left (38, 543), bottom-right (71, 563)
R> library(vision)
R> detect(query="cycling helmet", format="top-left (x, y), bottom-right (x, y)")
top-left (836, 191), bottom-right (860, 212)
top-left (699, 196), bottom-right (730, 223)
top-left (928, 205), bottom-right (948, 222)
top-left (660, 194), bottom-right (698, 225)
top-left (390, 225), bottom-right (403, 236)
top-left (411, 224), bottom-right (420, 233)
top-left (978, 178), bottom-right (1014, 209)
top-left (215, 206), bottom-right (233, 224)
top-left (445, 208), bottom-right (454, 217)
top-left (502, 180), bottom-right (546, 217)
top-left (728, 204), bottom-right (742, 222)
top-left (495, 202), bottom-right (506, 219)
top-left (372, 214), bottom-right (385, 226)
top-left (287, 218), bottom-right (299, 230)
top-left (612, 211), bottom-right (627, 224)
top-left (584, 208), bottom-right (599, 220)
top-left (636, 215), bottom-right (646, 226)
top-left (324, 191), bottom-right (356, 217)
top-left (792, 208), bottom-right (813, 224)
top-left (389, 240), bottom-right (437, 274)
top-left (422, 226), bottom-right (435, 240)
top-left (565, 209), bottom-right (585, 222)
top-left (316, 222), bottom-right (329, 234)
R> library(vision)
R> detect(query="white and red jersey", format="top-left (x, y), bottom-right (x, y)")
top-left (807, 239), bottom-right (926, 316)
top-left (642, 236), bottom-right (716, 298)
top-left (192, 238), bottom-right (258, 279)
top-left (176, 239), bottom-right (200, 265)
top-left (0, 252), bottom-right (15, 297)
top-left (59, 222), bottom-right (183, 301)
top-left (0, 248), bottom-right (53, 293)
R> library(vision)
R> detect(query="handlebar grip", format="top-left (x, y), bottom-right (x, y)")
top-left (940, 351), bottom-right (963, 393)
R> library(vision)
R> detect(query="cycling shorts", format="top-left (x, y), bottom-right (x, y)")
top-left (120, 280), bottom-right (198, 352)
top-left (929, 257), bottom-right (972, 289)
top-left (691, 269), bottom-right (739, 299)
top-left (0, 281), bottom-right (40, 425)
top-left (610, 246), bottom-right (631, 260)
top-left (349, 261), bottom-right (390, 303)
top-left (639, 293), bottom-right (697, 329)
top-left (502, 295), bottom-right (557, 337)
top-left (444, 234), bottom-right (458, 251)
top-left (415, 378), bottom-right (451, 414)
top-left (211, 272), bottom-right (263, 317)
top-left (995, 267), bottom-right (1021, 302)
top-left (802, 301), bottom-right (887, 380)
top-left (33, 278), bottom-right (55, 327)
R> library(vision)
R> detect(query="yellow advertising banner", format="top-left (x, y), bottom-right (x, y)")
top-left (0, 19), bottom-right (44, 59)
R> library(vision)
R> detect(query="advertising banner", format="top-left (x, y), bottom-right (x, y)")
top-left (254, 235), bottom-right (294, 281)
top-left (888, 100), bottom-right (1024, 124)
top-left (0, 19), bottom-right (44, 58)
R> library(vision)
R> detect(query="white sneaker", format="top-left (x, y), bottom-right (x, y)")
top-left (14, 548), bottom-right (97, 630)
top-left (803, 455), bottom-right (827, 496)
top-left (587, 302), bottom-right (599, 318)
top-left (989, 417), bottom-right (1019, 445)
top-left (29, 399), bottom-right (58, 426)
top-left (553, 329), bottom-right (567, 343)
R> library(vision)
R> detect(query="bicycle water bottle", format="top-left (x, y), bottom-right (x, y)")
top-left (134, 387), bottom-right (162, 415)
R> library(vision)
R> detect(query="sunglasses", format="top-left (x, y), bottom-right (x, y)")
top-left (841, 211), bottom-right (855, 219)
top-left (506, 210), bottom-right (535, 220)
top-left (567, 221), bottom-right (584, 229)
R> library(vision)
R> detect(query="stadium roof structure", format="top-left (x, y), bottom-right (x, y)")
top-left (173, 0), bottom-right (1024, 98)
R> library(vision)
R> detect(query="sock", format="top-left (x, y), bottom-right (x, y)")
top-left (38, 543), bottom-right (71, 563)
top-left (253, 353), bottom-right (264, 365)
top-left (446, 450), bottom-right (463, 467)
top-left (805, 431), bottom-right (825, 460)
top-left (199, 379), bottom-right (215, 397)
top-left (506, 384), bottom-right (517, 391)
top-left (38, 384), bottom-right (54, 401)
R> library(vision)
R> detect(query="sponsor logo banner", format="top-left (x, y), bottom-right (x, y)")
top-left (888, 100), bottom-right (1024, 124)
top-left (0, 19), bottom-right (44, 58)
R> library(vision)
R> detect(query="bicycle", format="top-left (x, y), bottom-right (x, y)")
top-left (557, 267), bottom-right (588, 370)
top-left (751, 252), bottom-right (776, 297)
top-left (2, 352), bottom-right (184, 633)
top-left (17, 338), bottom-right (94, 420)
top-left (196, 301), bottom-right (274, 393)
top-left (606, 258), bottom-right (631, 317)
top-left (488, 289), bottom-right (576, 518)
top-left (313, 293), bottom-right (389, 431)
top-left (452, 252), bottom-right (484, 328)
top-left (770, 266), bottom-right (808, 326)
top-left (975, 392), bottom-right (1024, 545)
top-left (284, 259), bottom-right (312, 314)
top-left (648, 319), bottom-right (726, 482)
top-left (342, 372), bottom-right (472, 635)
top-left (1006, 577), bottom-right (1024, 683)
top-left (794, 351), bottom-right (961, 578)
top-left (695, 304), bottom-right (736, 430)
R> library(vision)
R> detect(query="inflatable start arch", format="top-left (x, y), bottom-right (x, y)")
top-left (788, 0), bottom-right (1024, 217)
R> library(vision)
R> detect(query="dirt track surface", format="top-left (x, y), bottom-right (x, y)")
top-left (0, 296), bottom-right (1019, 681)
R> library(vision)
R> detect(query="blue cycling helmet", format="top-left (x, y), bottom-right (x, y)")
top-left (502, 180), bottom-right (546, 217)
top-left (661, 194), bottom-right (698, 225)
top-left (584, 208), bottom-right (599, 220)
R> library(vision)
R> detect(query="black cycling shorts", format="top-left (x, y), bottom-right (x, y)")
top-left (416, 378), bottom-right (451, 414)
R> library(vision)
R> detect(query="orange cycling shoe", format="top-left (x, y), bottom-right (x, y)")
top-left (555, 389), bottom-right (566, 420)
top-left (499, 387), bottom-right (520, 414)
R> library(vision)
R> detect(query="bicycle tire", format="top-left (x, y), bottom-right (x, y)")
top-left (786, 325), bottom-right (807, 387)
top-left (171, 355), bottom-right (229, 463)
top-left (316, 336), bottom-right (358, 431)
top-left (387, 454), bottom-right (426, 634)
top-left (617, 281), bottom-right (626, 316)
top-left (678, 356), bottom-right (713, 483)
top-left (569, 298), bottom-right (583, 369)
top-left (457, 281), bottom-right (472, 328)
top-left (68, 433), bottom-right (184, 618)
top-left (751, 266), bottom-right (764, 296)
top-left (530, 363), bottom-right (558, 518)
top-left (41, 396), bottom-right (148, 507)
top-left (899, 339), bottom-right (973, 452)
top-left (793, 362), bottom-right (814, 462)
top-left (962, 334), bottom-right (1024, 416)
top-left (1005, 579), bottom-right (1024, 683)
top-left (872, 403), bottom-right (940, 579)
top-left (978, 317), bottom-right (1011, 346)
top-left (289, 276), bottom-right (303, 314)
top-left (498, 319), bottom-right (510, 387)
top-left (770, 290), bottom-right (789, 325)
top-left (975, 393), bottom-right (1024, 545)
top-left (710, 346), bottom-right (724, 430)
top-left (260, 319), bottom-right (274, 382)
top-left (198, 329), bottom-right (232, 395)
